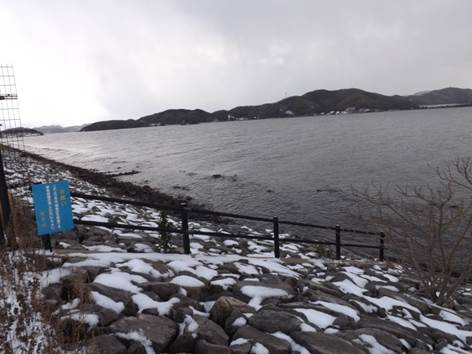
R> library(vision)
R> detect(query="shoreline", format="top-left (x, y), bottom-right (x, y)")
top-left (15, 148), bottom-right (211, 217)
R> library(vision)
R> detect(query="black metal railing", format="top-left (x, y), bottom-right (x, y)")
top-left (71, 192), bottom-right (385, 261)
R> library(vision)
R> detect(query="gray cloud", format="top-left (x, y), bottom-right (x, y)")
top-left (0, 0), bottom-right (471, 126)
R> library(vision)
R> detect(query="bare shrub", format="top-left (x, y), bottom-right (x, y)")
top-left (353, 158), bottom-right (472, 307)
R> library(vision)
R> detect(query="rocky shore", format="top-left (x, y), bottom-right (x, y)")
top-left (5, 152), bottom-right (472, 353)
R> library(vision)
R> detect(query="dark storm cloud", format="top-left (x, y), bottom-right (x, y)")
top-left (0, 0), bottom-right (471, 126)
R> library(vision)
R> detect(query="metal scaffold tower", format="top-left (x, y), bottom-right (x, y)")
top-left (0, 64), bottom-right (26, 243)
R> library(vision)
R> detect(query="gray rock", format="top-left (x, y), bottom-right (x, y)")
top-left (233, 326), bottom-right (291, 354)
top-left (291, 331), bottom-right (365, 354)
top-left (88, 335), bottom-right (127, 354)
top-left (195, 339), bottom-right (231, 354)
top-left (127, 341), bottom-right (147, 354)
top-left (194, 316), bottom-right (229, 345)
top-left (333, 314), bottom-right (357, 330)
top-left (141, 281), bottom-right (180, 301)
top-left (167, 333), bottom-right (195, 353)
top-left (230, 341), bottom-right (252, 354)
top-left (248, 309), bottom-right (302, 333)
top-left (210, 296), bottom-right (254, 326)
top-left (110, 314), bottom-right (177, 352)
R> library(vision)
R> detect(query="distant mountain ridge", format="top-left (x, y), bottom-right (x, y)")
top-left (34, 124), bottom-right (86, 134)
top-left (81, 87), bottom-right (472, 132)
top-left (406, 87), bottom-right (472, 106)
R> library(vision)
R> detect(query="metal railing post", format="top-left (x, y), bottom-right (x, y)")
top-left (335, 225), bottom-right (341, 260)
top-left (273, 216), bottom-right (280, 258)
top-left (379, 232), bottom-right (385, 261)
top-left (180, 202), bottom-right (190, 255)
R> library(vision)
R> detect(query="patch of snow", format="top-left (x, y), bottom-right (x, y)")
top-left (84, 245), bottom-right (125, 252)
top-left (179, 315), bottom-right (199, 336)
top-left (116, 331), bottom-right (154, 354)
top-left (168, 259), bottom-right (201, 273)
top-left (333, 279), bottom-right (366, 296)
top-left (211, 277), bottom-right (237, 290)
top-left (62, 312), bottom-right (99, 327)
top-left (39, 268), bottom-right (72, 288)
top-left (117, 259), bottom-right (171, 278)
top-left (81, 215), bottom-right (109, 223)
top-left (440, 310), bottom-right (467, 326)
top-left (132, 293), bottom-right (180, 315)
top-left (240, 285), bottom-right (290, 309)
top-left (344, 266), bottom-right (364, 274)
top-left (61, 298), bottom-right (80, 311)
top-left (235, 262), bottom-right (260, 275)
top-left (233, 317), bottom-right (247, 327)
top-left (343, 272), bottom-right (369, 288)
top-left (295, 308), bottom-right (336, 329)
top-left (314, 301), bottom-right (360, 321)
top-left (248, 258), bottom-right (299, 278)
top-left (272, 331), bottom-right (310, 354)
top-left (195, 265), bottom-right (219, 281)
top-left (171, 275), bottom-right (205, 288)
top-left (300, 323), bottom-right (317, 332)
top-left (364, 296), bottom-right (420, 314)
top-left (94, 271), bottom-right (147, 293)
top-left (387, 315), bottom-right (416, 330)
top-left (251, 342), bottom-right (269, 354)
top-left (382, 273), bottom-right (399, 283)
top-left (91, 291), bottom-right (124, 314)
top-left (420, 315), bottom-right (472, 342)
top-left (224, 240), bottom-right (239, 247)
top-left (133, 243), bottom-right (153, 253)
top-left (231, 337), bottom-right (250, 346)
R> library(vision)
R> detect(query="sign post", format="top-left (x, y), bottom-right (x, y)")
top-left (32, 180), bottom-right (74, 250)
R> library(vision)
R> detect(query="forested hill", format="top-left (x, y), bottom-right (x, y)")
top-left (81, 87), bottom-right (471, 132)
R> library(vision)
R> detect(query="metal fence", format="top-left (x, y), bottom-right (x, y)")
top-left (71, 192), bottom-right (385, 260)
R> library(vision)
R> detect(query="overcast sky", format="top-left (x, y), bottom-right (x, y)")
top-left (1, 0), bottom-right (471, 127)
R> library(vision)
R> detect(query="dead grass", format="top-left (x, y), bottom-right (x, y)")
top-left (0, 196), bottom-right (94, 353)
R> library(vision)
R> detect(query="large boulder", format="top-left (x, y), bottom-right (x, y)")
top-left (248, 309), bottom-right (302, 333)
top-left (210, 296), bottom-right (254, 326)
top-left (194, 316), bottom-right (229, 346)
top-left (291, 331), bottom-right (365, 354)
top-left (110, 314), bottom-right (177, 352)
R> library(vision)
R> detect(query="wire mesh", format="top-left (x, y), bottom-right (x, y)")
top-left (0, 64), bottom-right (29, 187)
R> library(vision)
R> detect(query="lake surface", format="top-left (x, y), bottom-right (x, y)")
top-left (24, 107), bottom-right (472, 242)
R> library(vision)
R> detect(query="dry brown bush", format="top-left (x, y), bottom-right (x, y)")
top-left (353, 158), bottom-right (472, 307)
top-left (0, 196), bottom-right (90, 353)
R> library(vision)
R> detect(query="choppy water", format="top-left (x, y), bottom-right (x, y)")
top-left (24, 107), bottom-right (472, 242)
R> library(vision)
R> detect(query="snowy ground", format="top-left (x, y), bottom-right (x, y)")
top-left (2, 153), bottom-right (472, 353)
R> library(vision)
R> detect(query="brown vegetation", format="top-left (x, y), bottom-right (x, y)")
top-left (353, 158), bottom-right (472, 306)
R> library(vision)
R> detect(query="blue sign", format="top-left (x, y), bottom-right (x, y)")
top-left (32, 180), bottom-right (74, 236)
